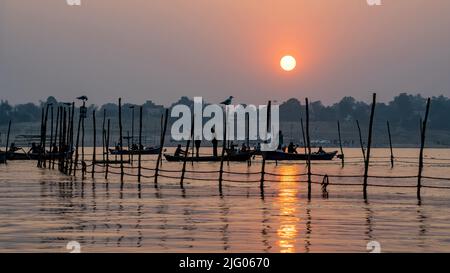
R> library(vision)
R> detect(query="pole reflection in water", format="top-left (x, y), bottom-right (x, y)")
top-left (276, 165), bottom-right (300, 253)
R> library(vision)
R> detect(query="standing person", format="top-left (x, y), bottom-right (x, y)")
top-left (211, 128), bottom-right (218, 157)
top-left (195, 137), bottom-right (201, 158)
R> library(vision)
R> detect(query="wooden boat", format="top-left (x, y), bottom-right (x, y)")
top-left (164, 152), bottom-right (252, 162)
top-left (109, 147), bottom-right (161, 155)
top-left (6, 151), bottom-right (74, 161)
top-left (0, 152), bottom-right (6, 164)
top-left (262, 150), bottom-right (338, 161)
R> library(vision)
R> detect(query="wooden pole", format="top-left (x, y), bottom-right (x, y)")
top-left (246, 113), bottom-right (251, 166)
top-left (260, 101), bottom-right (271, 195)
top-left (81, 103), bottom-right (86, 178)
top-left (63, 106), bottom-right (69, 173)
top-left (138, 107), bottom-right (143, 183)
top-left (417, 98), bottom-right (431, 200)
top-left (59, 107), bottom-right (65, 172)
top-left (37, 108), bottom-right (44, 167)
top-left (300, 118), bottom-right (307, 155)
top-left (53, 107), bottom-right (60, 170)
top-left (363, 93), bottom-right (377, 200)
top-left (105, 119), bottom-right (110, 180)
top-left (48, 106), bottom-right (54, 169)
top-left (305, 98), bottom-right (312, 200)
top-left (154, 108), bottom-right (169, 185)
top-left (180, 113), bottom-right (194, 188)
top-left (92, 110), bottom-right (96, 178)
top-left (61, 108), bottom-right (67, 173)
top-left (218, 110), bottom-right (227, 194)
top-left (69, 102), bottom-right (75, 174)
top-left (337, 120), bottom-right (344, 168)
top-left (118, 98), bottom-right (124, 182)
top-left (102, 109), bottom-right (106, 164)
top-left (131, 106), bottom-right (135, 165)
top-left (356, 120), bottom-right (366, 162)
top-left (387, 121), bottom-right (394, 168)
top-left (73, 106), bottom-right (82, 176)
top-left (5, 120), bottom-right (11, 164)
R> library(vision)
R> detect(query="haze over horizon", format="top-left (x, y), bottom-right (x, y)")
top-left (1, 0), bottom-right (450, 106)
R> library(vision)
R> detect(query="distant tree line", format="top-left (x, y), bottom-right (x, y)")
top-left (1, 93), bottom-right (449, 131)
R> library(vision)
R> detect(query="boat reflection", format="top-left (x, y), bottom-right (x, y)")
top-left (276, 165), bottom-right (300, 253)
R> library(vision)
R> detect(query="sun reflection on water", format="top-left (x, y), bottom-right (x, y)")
top-left (276, 165), bottom-right (300, 253)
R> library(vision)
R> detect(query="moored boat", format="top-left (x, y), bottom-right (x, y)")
top-left (262, 150), bottom-right (338, 161)
top-left (6, 151), bottom-right (74, 161)
top-left (109, 147), bottom-right (161, 155)
top-left (164, 152), bottom-right (252, 162)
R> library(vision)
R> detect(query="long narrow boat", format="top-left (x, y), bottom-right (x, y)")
top-left (109, 147), bottom-right (161, 155)
top-left (262, 150), bottom-right (338, 161)
top-left (164, 152), bottom-right (252, 162)
top-left (6, 151), bottom-right (74, 161)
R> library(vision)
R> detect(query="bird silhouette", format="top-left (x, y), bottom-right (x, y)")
top-left (220, 96), bottom-right (234, 105)
top-left (76, 96), bottom-right (88, 101)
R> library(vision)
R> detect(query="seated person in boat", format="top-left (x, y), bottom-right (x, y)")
top-left (287, 142), bottom-right (298, 154)
top-left (174, 144), bottom-right (187, 157)
top-left (317, 146), bottom-right (326, 154)
top-left (28, 143), bottom-right (40, 154)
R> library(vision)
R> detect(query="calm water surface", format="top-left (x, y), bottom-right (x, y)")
top-left (0, 148), bottom-right (449, 252)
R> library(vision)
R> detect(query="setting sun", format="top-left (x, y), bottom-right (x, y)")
top-left (280, 55), bottom-right (296, 71)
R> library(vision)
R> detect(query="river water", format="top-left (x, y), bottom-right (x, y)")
top-left (0, 148), bottom-right (449, 252)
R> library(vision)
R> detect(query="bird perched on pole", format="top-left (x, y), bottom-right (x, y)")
top-left (220, 96), bottom-right (234, 106)
top-left (76, 96), bottom-right (88, 102)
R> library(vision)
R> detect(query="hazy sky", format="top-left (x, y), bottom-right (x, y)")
top-left (1, 0), bottom-right (450, 106)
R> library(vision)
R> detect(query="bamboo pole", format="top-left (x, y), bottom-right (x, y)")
top-left (63, 106), bottom-right (69, 173)
top-left (69, 102), bottom-right (75, 174)
top-left (73, 106), bottom-right (82, 176)
top-left (363, 93), bottom-right (377, 200)
top-left (81, 104), bottom-right (85, 179)
top-left (417, 98), bottom-right (431, 200)
top-left (5, 120), bottom-right (11, 164)
top-left (305, 98), bottom-right (312, 200)
top-left (300, 118), bottom-right (307, 155)
top-left (62, 108), bottom-right (67, 173)
top-left (356, 120), bottom-right (366, 162)
top-left (337, 120), bottom-right (344, 168)
top-left (218, 110), bottom-right (227, 194)
top-left (131, 106), bottom-right (135, 165)
top-left (105, 119), bottom-right (110, 180)
top-left (49, 106), bottom-right (54, 169)
top-left (42, 104), bottom-right (49, 167)
top-left (387, 121), bottom-right (394, 168)
top-left (52, 107), bottom-right (60, 170)
top-left (138, 107), bottom-right (143, 183)
top-left (92, 110), bottom-right (96, 178)
top-left (181, 113), bottom-right (194, 188)
top-left (260, 101), bottom-right (271, 195)
top-left (37, 108), bottom-right (44, 167)
top-left (246, 112), bottom-right (251, 166)
top-left (154, 108), bottom-right (169, 185)
top-left (102, 109), bottom-right (106, 164)
top-left (118, 98), bottom-right (124, 182)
